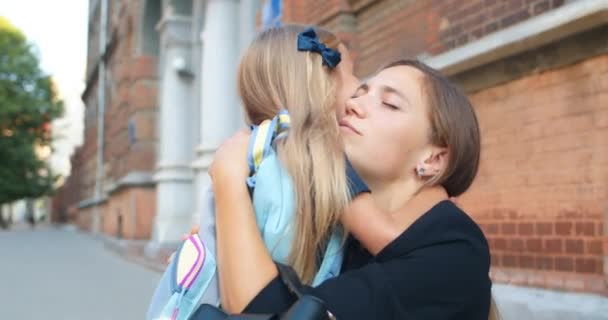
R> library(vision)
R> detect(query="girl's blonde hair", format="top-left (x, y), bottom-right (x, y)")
top-left (237, 24), bottom-right (349, 283)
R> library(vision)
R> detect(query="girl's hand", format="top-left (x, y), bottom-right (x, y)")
top-left (209, 129), bottom-right (251, 183)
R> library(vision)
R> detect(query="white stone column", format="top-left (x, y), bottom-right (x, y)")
top-left (239, 0), bottom-right (259, 52)
top-left (192, 0), bottom-right (242, 224)
top-left (151, 15), bottom-right (195, 245)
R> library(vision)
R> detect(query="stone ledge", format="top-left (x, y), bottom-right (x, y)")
top-left (106, 171), bottom-right (156, 195)
top-left (423, 0), bottom-right (608, 76)
top-left (77, 196), bottom-right (107, 209)
top-left (102, 234), bottom-right (176, 273)
top-left (494, 283), bottom-right (608, 320)
top-left (491, 267), bottom-right (607, 295)
top-left (452, 24), bottom-right (608, 93)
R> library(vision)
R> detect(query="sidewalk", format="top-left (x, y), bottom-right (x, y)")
top-left (101, 232), bottom-right (177, 273)
top-left (0, 223), bottom-right (161, 320)
top-left (96, 227), bottom-right (608, 320)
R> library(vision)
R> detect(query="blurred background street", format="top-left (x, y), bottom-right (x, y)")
top-left (0, 223), bottom-right (160, 320)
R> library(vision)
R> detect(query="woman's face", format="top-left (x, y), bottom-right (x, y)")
top-left (340, 65), bottom-right (433, 183)
top-left (333, 44), bottom-right (360, 120)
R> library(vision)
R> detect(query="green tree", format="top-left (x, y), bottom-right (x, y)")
top-left (0, 16), bottom-right (63, 206)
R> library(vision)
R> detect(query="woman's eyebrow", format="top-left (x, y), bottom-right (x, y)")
top-left (381, 85), bottom-right (410, 105)
top-left (381, 85), bottom-right (404, 98)
top-left (356, 83), bottom-right (369, 92)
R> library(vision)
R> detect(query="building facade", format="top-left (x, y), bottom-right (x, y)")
top-left (54, 0), bottom-right (607, 308)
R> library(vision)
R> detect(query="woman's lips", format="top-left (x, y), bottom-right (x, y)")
top-left (339, 119), bottom-right (361, 135)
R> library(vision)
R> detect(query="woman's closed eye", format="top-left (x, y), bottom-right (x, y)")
top-left (351, 84), bottom-right (368, 99)
top-left (350, 90), bottom-right (364, 99)
top-left (383, 101), bottom-right (399, 110)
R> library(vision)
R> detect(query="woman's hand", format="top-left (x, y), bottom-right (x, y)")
top-left (209, 129), bottom-right (250, 183)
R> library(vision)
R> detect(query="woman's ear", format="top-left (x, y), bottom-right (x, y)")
top-left (415, 147), bottom-right (449, 178)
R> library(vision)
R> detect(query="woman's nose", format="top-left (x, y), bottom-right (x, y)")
top-left (345, 96), bottom-right (366, 117)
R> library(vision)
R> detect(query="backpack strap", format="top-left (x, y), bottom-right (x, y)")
top-left (246, 109), bottom-right (291, 188)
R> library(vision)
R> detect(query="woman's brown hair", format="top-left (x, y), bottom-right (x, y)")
top-left (383, 60), bottom-right (499, 319)
top-left (383, 59), bottom-right (481, 197)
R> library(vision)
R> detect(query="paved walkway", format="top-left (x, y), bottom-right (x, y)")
top-left (3, 223), bottom-right (607, 320)
top-left (0, 224), bottom-right (161, 320)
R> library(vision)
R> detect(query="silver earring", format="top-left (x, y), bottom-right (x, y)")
top-left (417, 166), bottom-right (425, 177)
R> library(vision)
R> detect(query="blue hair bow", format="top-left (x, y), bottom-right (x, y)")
top-left (297, 28), bottom-right (342, 69)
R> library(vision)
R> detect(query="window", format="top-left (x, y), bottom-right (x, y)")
top-left (262, 0), bottom-right (282, 30)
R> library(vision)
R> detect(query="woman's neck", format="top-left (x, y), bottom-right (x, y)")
top-left (367, 177), bottom-right (448, 215)
top-left (366, 177), bottom-right (420, 212)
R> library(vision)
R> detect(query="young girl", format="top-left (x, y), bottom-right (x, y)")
top-left (146, 25), bottom-right (382, 320)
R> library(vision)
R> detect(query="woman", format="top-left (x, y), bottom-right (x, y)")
top-left (208, 60), bottom-right (495, 319)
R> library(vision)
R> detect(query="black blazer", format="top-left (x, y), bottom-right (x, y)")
top-left (245, 200), bottom-right (492, 320)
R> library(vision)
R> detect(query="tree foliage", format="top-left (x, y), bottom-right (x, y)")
top-left (0, 16), bottom-right (64, 205)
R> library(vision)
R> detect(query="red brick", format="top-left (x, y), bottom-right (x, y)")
top-left (508, 239), bottom-right (525, 251)
top-left (130, 81), bottom-right (158, 110)
top-left (526, 238), bottom-right (542, 252)
top-left (544, 239), bottom-right (562, 254)
top-left (492, 209), bottom-right (506, 220)
top-left (455, 34), bottom-right (468, 46)
top-left (500, 8), bottom-right (530, 27)
top-left (491, 253), bottom-right (501, 267)
top-left (575, 222), bottom-right (596, 236)
top-left (552, 0), bottom-right (565, 8)
top-left (555, 257), bottom-right (574, 272)
top-left (536, 256), bottom-right (553, 270)
top-left (533, 0), bottom-right (551, 14)
top-left (503, 255), bottom-right (517, 268)
top-left (520, 255), bottom-right (535, 269)
top-left (502, 223), bottom-right (516, 235)
top-left (565, 239), bottom-right (584, 254)
top-left (482, 21), bottom-right (498, 35)
top-left (481, 223), bottom-right (499, 235)
top-left (506, 0), bottom-right (524, 12)
top-left (130, 55), bottom-right (158, 79)
top-left (556, 222), bottom-right (573, 236)
top-left (575, 258), bottom-right (599, 274)
top-left (518, 223), bottom-right (534, 236)
top-left (494, 238), bottom-right (507, 250)
top-left (471, 27), bottom-right (483, 39)
top-left (537, 222), bottom-right (553, 235)
top-left (586, 240), bottom-right (602, 255)
top-left (491, 4), bottom-right (506, 18)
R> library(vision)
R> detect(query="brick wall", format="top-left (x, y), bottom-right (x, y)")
top-left (102, 187), bottom-right (156, 239)
top-left (460, 54), bottom-right (608, 293)
top-left (283, 0), bottom-right (566, 76)
top-left (278, 0), bottom-right (607, 294)
top-left (56, 0), bottom-right (159, 239)
top-left (74, 0), bottom-right (158, 196)
top-left (104, 1), bottom-right (158, 183)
